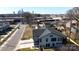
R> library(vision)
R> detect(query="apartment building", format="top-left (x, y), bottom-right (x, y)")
top-left (0, 20), bottom-right (10, 32)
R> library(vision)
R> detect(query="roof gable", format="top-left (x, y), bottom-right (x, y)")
top-left (39, 28), bottom-right (66, 38)
top-left (33, 27), bottom-right (66, 40)
top-left (39, 28), bottom-right (51, 38)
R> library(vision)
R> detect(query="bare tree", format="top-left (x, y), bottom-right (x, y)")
top-left (66, 9), bottom-right (73, 38)
top-left (22, 12), bottom-right (33, 25)
top-left (66, 7), bottom-right (79, 39)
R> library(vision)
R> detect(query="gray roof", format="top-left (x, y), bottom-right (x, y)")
top-left (39, 29), bottom-right (51, 38)
top-left (33, 29), bottom-right (45, 37)
top-left (48, 28), bottom-right (66, 38)
top-left (33, 27), bottom-right (66, 39)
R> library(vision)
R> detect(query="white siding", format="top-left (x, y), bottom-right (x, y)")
top-left (39, 33), bottom-right (63, 48)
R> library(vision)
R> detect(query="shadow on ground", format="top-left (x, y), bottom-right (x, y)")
top-left (0, 27), bottom-right (13, 35)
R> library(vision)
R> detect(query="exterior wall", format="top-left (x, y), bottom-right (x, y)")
top-left (0, 21), bottom-right (10, 32)
top-left (39, 33), bottom-right (63, 48)
top-left (33, 35), bottom-right (40, 47)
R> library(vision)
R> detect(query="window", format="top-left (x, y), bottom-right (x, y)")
top-left (56, 43), bottom-right (61, 44)
top-left (46, 44), bottom-right (50, 47)
top-left (58, 38), bottom-right (61, 41)
top-left (39, 39), bottom-right (42, 42)
top-left (50, 35), bottom-right (53, 37)
top-left (51, 38), bottom-right (56, 41)
top-left (52, 43), bottom-right (55, 47)
top-left (56, 43), bottom-right (62, 46)
top-left (46, 38), bottom-right (48, 42)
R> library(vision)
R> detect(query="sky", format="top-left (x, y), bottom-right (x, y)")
top-left (0, 7), bottom-right (73, 14)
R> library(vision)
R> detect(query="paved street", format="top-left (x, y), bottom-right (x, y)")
top-left (0, 25), bottom-right (26, 51)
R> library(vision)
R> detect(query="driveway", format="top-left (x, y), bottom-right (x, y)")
top-left (15, 38), bottom-right (34, 50)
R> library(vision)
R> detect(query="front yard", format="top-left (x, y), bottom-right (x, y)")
top-left (17, 48), bottom-right (39, 51)
top-left (16, 48), bottom-right (54, 51)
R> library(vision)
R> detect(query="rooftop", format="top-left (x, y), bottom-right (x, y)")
top-left (33, 27), bottom-right (66, 39)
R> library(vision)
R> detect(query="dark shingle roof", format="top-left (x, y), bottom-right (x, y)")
top-left (33, 27), bottom-right (66, 39)
top-left (48, 28), bottom-right (66, 38)
top-left (33, 29), bottom-right (45, 38)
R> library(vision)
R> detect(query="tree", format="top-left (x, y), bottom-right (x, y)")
top-left (66, 7), bottom-right (79, 39)
top-left (22, 12), bottom-right (33, 25)
top-left (66, 10), bottom-right (73, 38)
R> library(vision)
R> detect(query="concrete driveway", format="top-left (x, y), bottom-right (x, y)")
top-left (15, 38), bottom-right (34, 50)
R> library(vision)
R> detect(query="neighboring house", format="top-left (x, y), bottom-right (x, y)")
top-left (65, 20), bottom-right (79, 39)
top-left (0, 20), bottom-right (10, 32)
top-left (64, 20), bottom-right (77, 33)
top-left (66, 20), bottom-right (77, 28)
top-left (32, 23), bottom-right (46, 29)
top-left (33, 27), bottom-right (67, 48)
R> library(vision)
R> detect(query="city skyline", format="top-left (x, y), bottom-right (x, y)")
top-left (0, 7), bottom-right (72, 14)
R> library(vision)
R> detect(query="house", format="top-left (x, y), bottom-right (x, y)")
top-left (33, 27), bottom-right (67, 48)
top-left (0, 20), bottom-right (10, 32)
top-left (32, 23), bottom-right (46, 29)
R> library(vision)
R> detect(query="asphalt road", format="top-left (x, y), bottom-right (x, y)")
top-left (0, 25), bottom-right (26, 51)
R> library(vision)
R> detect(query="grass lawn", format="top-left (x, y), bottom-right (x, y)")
top-left (0, 36), bottom-right (2, 40)
top-left (17, 48), bottom-right (39, 51)
top-left (17, 48), bottom-right (54, 51)
top-left (75, 39), bottom-right (79, 44)
top-left (21, 25), bottom-right (32, 40)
